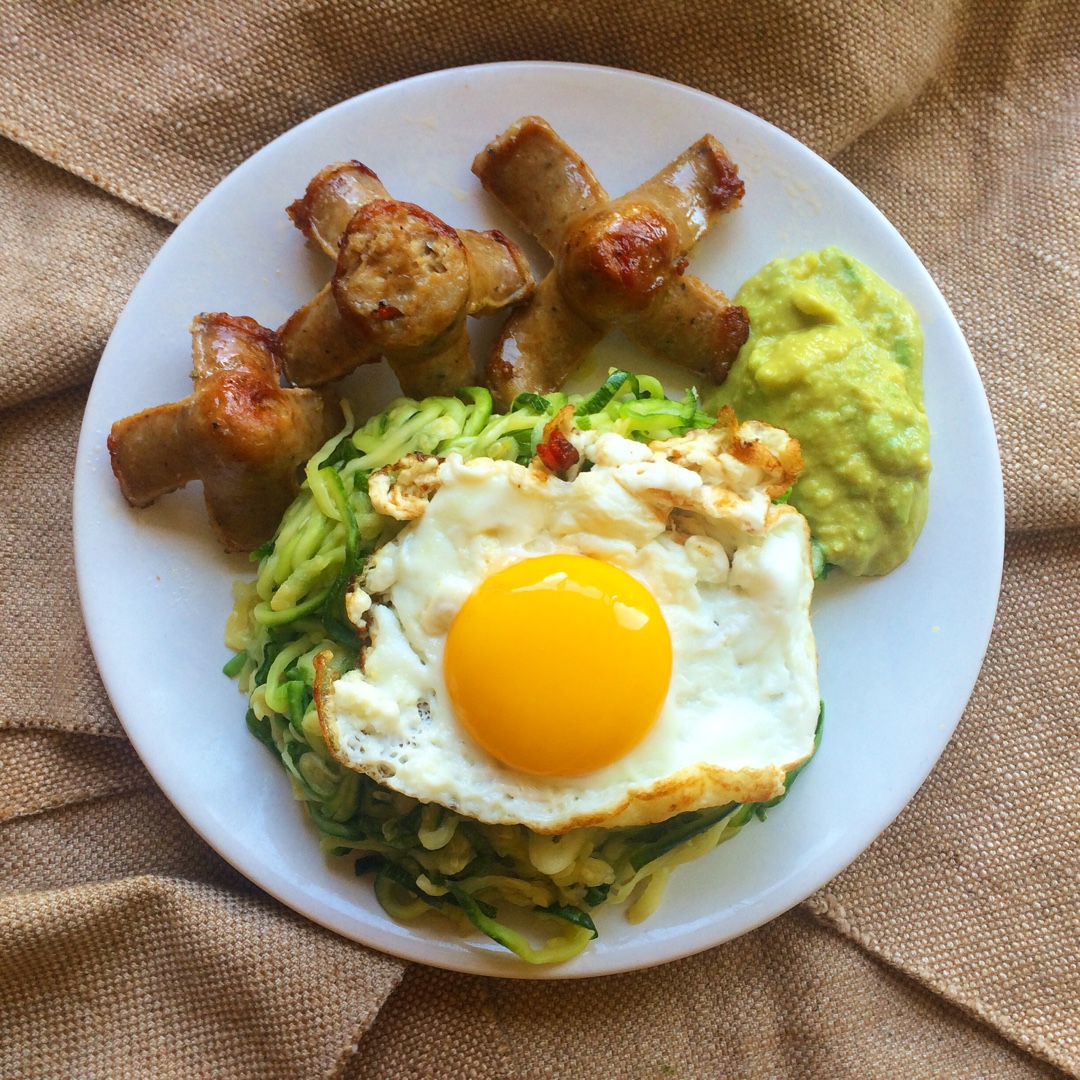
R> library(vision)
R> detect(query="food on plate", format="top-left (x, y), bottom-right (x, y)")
top-left (472, 116), bottom-right (750, 407)
top-left (316, 414), bottom-right (817, 833)
top-left (225, 371), bottom-right (822, 963)
top-left (100, 116), bottom-right (935, 966)
top-left (108, 312), bottom-right (342, 552)
top-left (279, 161), bottom-right (534, 397)
top-left (707, 248), bottom-right (931, 576)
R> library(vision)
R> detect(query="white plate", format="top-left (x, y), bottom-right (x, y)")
top-left (73, 62), bottom-right (1004, 978)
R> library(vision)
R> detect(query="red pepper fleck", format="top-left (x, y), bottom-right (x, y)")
top-left (374, 302), bottom-right (403, 320)
top-left (674, 256), bottom-right (690, 275)
top-left (536, 429), bottom-right (579, 472)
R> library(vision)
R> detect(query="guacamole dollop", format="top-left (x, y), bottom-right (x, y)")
top-left (706, 247), bottom-right (930, 576)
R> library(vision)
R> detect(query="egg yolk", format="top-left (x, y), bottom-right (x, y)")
top-left (443, 554), bottom-right (672, 777)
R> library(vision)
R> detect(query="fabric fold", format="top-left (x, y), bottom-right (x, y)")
top-left (0, 0), bottom-right (964, 224)
top-left (1, 0), bottom-right (1078, 1075)
top-left (806, 527), bottom-right (1080, 1077)
top-left (0, 730), bottom-right (151, 822)
top-left (831, 2), bottom-right (1080, 532)
top-left (0, 791), bottom-right (408, 1079)
top-left (0, 385), bottom-right (121, 737)
top-left (0, 137), bottom-right (170, 413)
top-left (347, 910), bottom-right (1067, 1079)
top-left (0, 875), bottom-right (406, 1080)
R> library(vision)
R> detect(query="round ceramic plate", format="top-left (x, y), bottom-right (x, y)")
top-left (73, 62), bottom-right (1004, 978)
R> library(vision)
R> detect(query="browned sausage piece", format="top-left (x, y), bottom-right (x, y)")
top-left (281, 166), bottom-right (535, 395)
top-left (472, 116), bottom-right (607, 258)
top-left (333, 201), bottom-right (473, 351)
top-left (473, 119), bottom-right (750, 401)
top-left (619, 135), bottom-right (744, 252)
top-left (330, 200), bottom-right (481, 394)
top-left (486, 274), bottom-right (603, 407)
top-left (109, 313), bottom-right (343, 552)
top-left (282, 212), bottom-right (536, 395)
top-left (605, 137), bottom-right (746, 379)
top-left (279, 284), bottom-right (380, 387)
top-left (386, 323), bottom-right (478, 400)
top-left (460, 229), bottom-right (536, 315)
top-left (625, 275), bottom-right (751, 384)
top-left (556, 199), bottom-right (680, 324)
top-left (107, 402), bottom-right (201, 509)
top-left (286, 161), bottom-right (391, 257)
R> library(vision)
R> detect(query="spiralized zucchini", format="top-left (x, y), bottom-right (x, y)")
top-left (225, 370), bottom-right (822, 964)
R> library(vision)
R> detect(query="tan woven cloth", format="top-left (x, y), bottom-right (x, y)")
top-left (1, 1), bottom-right (1077, 1077)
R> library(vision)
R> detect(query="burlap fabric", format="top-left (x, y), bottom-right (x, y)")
top-left (1, 1), bottom-right (1076, 1076)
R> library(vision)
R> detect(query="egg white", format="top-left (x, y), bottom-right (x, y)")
top-left (316, 423), bottom-right (820, 834)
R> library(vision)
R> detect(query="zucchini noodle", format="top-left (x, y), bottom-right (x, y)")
top-left (226, 370), bottom-right (823, 964)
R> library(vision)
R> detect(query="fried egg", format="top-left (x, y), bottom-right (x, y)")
top-left (315, 412), bottom-right (820, 834)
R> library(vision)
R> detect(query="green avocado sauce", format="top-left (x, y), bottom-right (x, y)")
top-left (706, 247), bottom-right (931, 576)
